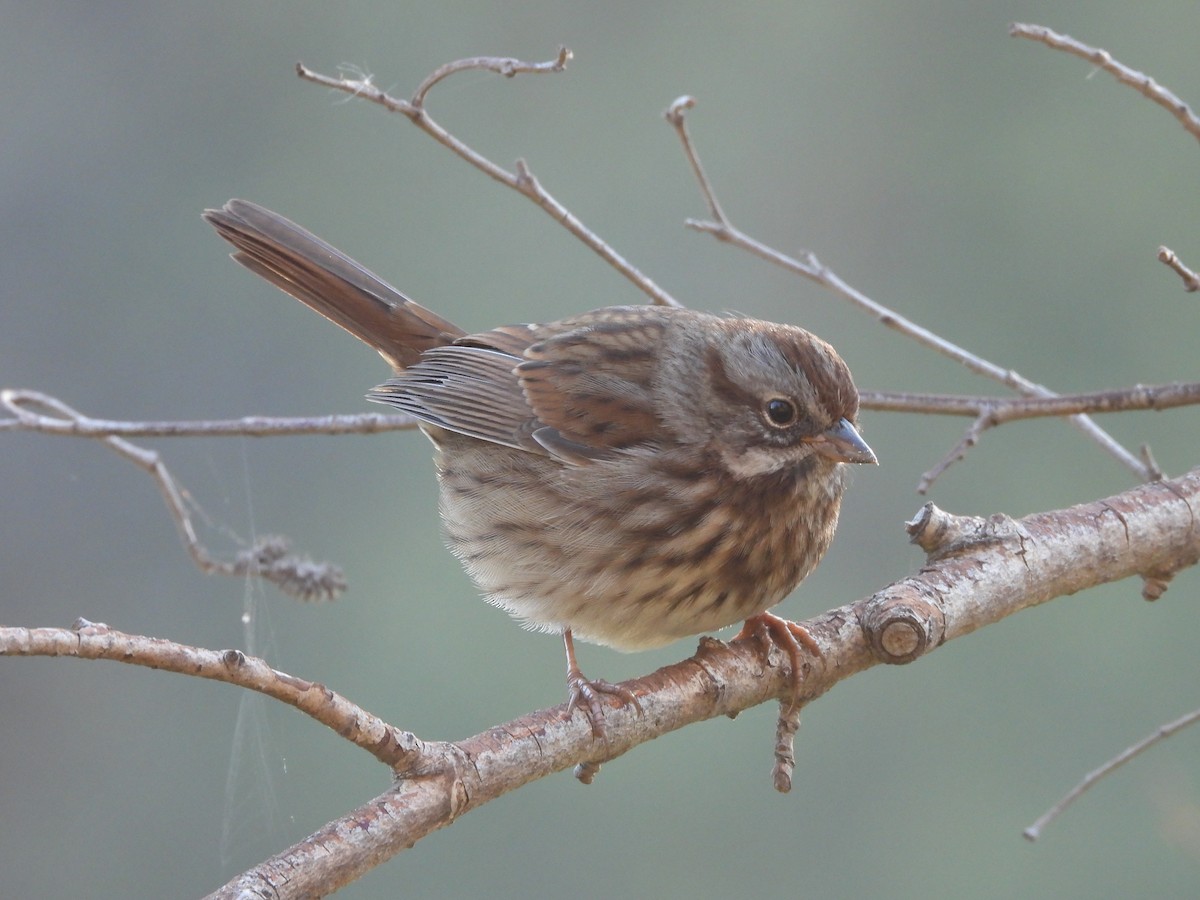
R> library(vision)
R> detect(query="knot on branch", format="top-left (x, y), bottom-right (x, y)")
top-left (574, 760), bottom-right (602, 784)
top-left (379, 728), bottom-right (433, 773)
top-left (1141, 569), bottom-right (1176, 601)
top-left (71, 617), bottom-right (112, 636)
top-left (906, 502), bottom-right (983, 554)
top-left (859, 586), bottom-right (945, 664)
top-left (221, 648), bottom-right (247, 669)
top-left (906, 503), bottom-right (1028, 560)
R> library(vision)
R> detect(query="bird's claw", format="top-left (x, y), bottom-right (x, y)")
top-left (736, 612), bottom-right (822, 712)
top-left (566, 672), bottom-right (642, 740)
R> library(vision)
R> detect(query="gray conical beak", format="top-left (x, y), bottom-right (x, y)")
top-left (811, 417), bottom-right (877, 465)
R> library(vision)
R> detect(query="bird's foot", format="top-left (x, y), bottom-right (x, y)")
top-left (566, 671), bottom-right (642, 740)
top-left (562, 629), bottom-right (642, 739)
top-left (735, 612), bottom-right (822, 711)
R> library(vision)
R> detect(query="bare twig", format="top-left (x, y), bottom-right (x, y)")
top-left (1024, 706), bottom-right (1200, 841)
top-left (10, 376), bottom-right (1199, 504)
top-left (664, 96), bottom-right (1152, 488)
top-left (1158, 246), bottom-right (1200, 293)
top-left (772, 703), bottom-right (802, 793)
top-left (859, 382), bottom-right (1200, 491)
top-left (9, 382), bottom-right (1197, 442)
top-left (860, 381), bottom-right (1200, 420)
top-left (0, 389), bottom-right (344, 601)
top-left (665, 95), bottom-right (729, 225)
top-left (1139, 443), bottom-right (1164, 482)
top-left (282, 55), bottom-right (1187, 490)
top-left (296, 52), bottom-right (682, 309)
top-left (0, 621), bottom-right (423, 768)
top-left (410, 52), bottom-right (569, 106)
top-left (0, 389), bottom-right (417, 437)
top-left (1010, 23), bottom-right (1200, 145)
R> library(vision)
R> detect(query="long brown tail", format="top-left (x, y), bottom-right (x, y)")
top-left (203, 199), bottom-right (465, 370)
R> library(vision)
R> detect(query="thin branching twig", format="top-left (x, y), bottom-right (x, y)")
top-left (0, 621), bottom-right (421, 767)
top-left (1158, 246), bottom-right (1200, 293)
top-left (0, 389), bottom-right (417, 437)
top-left (1024, 706), bottom-right (1200, 841)
top-left (1009, 23), bottom-right (1200, 145)
top-left (860, 382), bottom-right (1200, 490)
top-left (664, 96), bottom-right (1155, 490)
top-left (0, 389), bottom-right (344, 601)
top-left (291, 56), bottom-right (1193, 492)
top-left (7, 383), bottom-right (1197, 442)
top-left (297, 51), bottom-right (682, 309)
top-left (859, 382), bottom-right (1200, 419)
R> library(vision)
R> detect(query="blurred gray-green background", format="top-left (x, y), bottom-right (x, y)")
top-left (3, 2), bottom-right (1198, 897)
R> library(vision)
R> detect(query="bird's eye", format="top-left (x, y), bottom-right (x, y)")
top-left (763, 397), bottom-right (798, 428)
